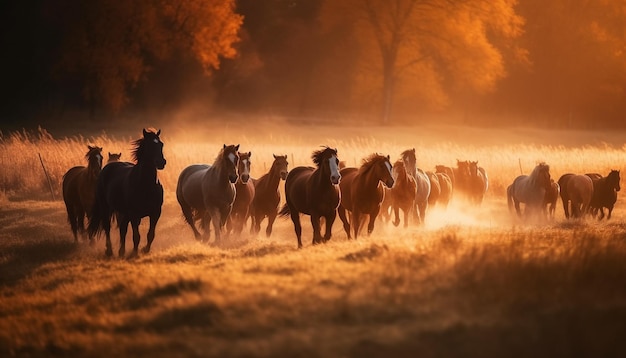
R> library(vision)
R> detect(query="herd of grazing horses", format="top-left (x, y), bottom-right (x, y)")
top-left (61, 128), bottom-right (621, 256)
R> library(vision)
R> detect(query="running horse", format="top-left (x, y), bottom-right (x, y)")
top-left (401, 149), bottom-right (431, 224)
top-left (589, 170), bottom-right (621, 220)
top-left (279, 146), bottom-right (341, 248)
top-left (468, 161), bottom-right (488, 205)
top-left (507, 162), bottom-right (551, 220)
top-left (337, 154), bottom-right (394, 239)
top-left (387, 158), bottom-right (417, 227)
top-left (88, 129), bottom-right (166, 257)
top-left (250, 154), bottom-right (289, 237)
top-left (227, 151), bottom-right (255, 235)
top-left (176, 144), bottom-right (240, 243)
top-left (62, 145), bottom-right (103, 243)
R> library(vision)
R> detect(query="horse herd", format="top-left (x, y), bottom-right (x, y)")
top-left (61, 129), bottom-right (620, 257)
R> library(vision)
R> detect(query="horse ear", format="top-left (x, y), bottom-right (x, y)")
top-left (235, 144), bottom-right (240, 151)
top-left (387, 155), bottom-right (390, 161)
top-left (273, 154), bottom-right (277, 159)
top-left (156, 129), bottom-right (161, 136)
top-left (223, 144), bottom-right (227, 149)
top-left (143, 128), bottom-right (149, 137)
top-left (108, 152), bottom-right (112, 156)
top-left (248, 151), bottom-right (251, 157)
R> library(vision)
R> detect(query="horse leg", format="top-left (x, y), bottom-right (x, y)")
top-left (351, 211), bottom-right (361, 239)
top-left (210, 209), bottom-right (222, 243)
top-left (181, 202), bottom-right (202, 240)
top-left (102, 210), bottom-right (114, 257)
top-left (368, 208), bottom-right (380, 235)
top-left (607, 206), bottom-right (613, 220)
top-left (561, 197), bottom-right (570, 219)
top-left (337, 206), bottom-right (351, 239)
top-left (514, 199), bottom-right (522, 218)
top-left (129, 218), bottom-right (141, 258)
top-left (324, 211), bottom-right (336, 243)
top-left (265, 212), bottom-right (277, 238)
top-left (66, 205), bottom-right (79, 242)
top-left (311, 214), bottom-right (323, 245)
top-left (403, 206), bottom-right (410, 228)
top-left (142, 212), bottom-right (160, 254)
top-left (117, 216), bottom-right (130, 258)
top-left (392, 206), bottom-right (400, 227)
top-left (598, 207), bottom-right (605, 220)
top-left (289, 208), bottom-right (303, 249)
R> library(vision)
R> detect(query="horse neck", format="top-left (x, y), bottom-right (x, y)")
top-left (360, 163), bottom-right (382, 189)
top-left (134, 160), bottom-right (158, 184)
top-left (266, 164), bottom-right (282, 187)
top-left (87, 160), bottom-right (101, 178)
top-left (312, 161), bottom-right (333, 189)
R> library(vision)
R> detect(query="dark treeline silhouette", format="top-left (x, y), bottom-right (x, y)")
top-left (2, 0), bottom-right (626, 128)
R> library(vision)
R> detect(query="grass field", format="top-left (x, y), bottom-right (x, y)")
top-left (1, 120), bottom-right (626, 357)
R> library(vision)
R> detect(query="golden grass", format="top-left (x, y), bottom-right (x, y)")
top-left (1, 122), bottom-right (626, 356)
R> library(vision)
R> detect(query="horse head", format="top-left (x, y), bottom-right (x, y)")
top-left (222, 144), bottom-right (240, 183)
top-left (272, 154), bottom-right (289, 180)
top-left (379, 155), bottom-right (395, 188)
top-left (86, 145), bottom-right (103, 173)
top-left (457, 160), bottom-right (470, 178)
top-left (535, 163), bottom-right (551, 191)
top-left (237, 151), bottom-right (252, 184)
top-left (107, 152), bottom-right (121, 163)
top-left (469, 161), bottom-right (480, 177)
top-left (138, 129), bottom-right (166, 170)
top-left (609, 170), bottom-right (621, 192)
top-left (313, 146), bottom-right (340, 185)
top-left (401, 148), bottom-right (417, 178)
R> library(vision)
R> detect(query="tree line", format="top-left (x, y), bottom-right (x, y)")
top-left (2, 0), bottom-right (626, 128)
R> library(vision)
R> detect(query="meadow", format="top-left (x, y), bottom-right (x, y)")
top-left (1, 120), bottom-right (626, 357)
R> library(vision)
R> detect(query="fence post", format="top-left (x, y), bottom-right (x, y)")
top-left (38, 153), bottom-right (56, 201)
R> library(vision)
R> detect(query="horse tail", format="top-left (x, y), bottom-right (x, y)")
top-left (278, 204), bottom-right (290, 217)
top-left (87, 177), bottom-right (111, 238)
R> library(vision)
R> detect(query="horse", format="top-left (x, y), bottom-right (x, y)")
top-left (454, 160), bottom-right (471, 197)
top-left (250, 154), bottom-right (289, 237)
top-left (337, 154), bottom-right (394, 239)
top-left (88, 129), bottom-right (166, 257)
top-left (401, 148), bottom-right (431, 224)
top-left (507, 162), bottom-right (551, 221)
top-left (227, 151), bottom-right (254, 235)
top-left (566, 174), bottom-right (594, 219)
top-left (435, 165), bottom-right (455, 190)
top-left (62, 145), bottom-right (103, 243)
top-left (435, 172), bottom-right (452, 209)
top-left (589, 170), bottom-right (620, 220)
top-left (279, 146), bottom-right (341, 248)
top-left (557, 173), bottom-right (575, 218)
top-left (176, 144), bottom-right (240, 244)
top-left (468, 161), bottom-right (488, 205)
top-left (543, 179), bottom-right (560, 220)
top-left (426, 171), bottom-right (441, 207)
top-left (107, 152), bottom-right (121, 163)
top-left (387, 158), bottom-right (417, 227)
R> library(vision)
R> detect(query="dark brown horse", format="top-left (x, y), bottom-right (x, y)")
top-left (543, 179), bottom-right (560, 220)
top-left (62, 145), bottom-right (103, 243)
top-left (88, 129), bottom-right (166, 257)
top-left (250, 154), bottom-right (289, 237)
top-left (337, 154), bottom-right (394, 239)
top-left (435, 172), bottom-right (452, 209)
top-left (388, 158), bottom-right (417, 227)
top-left (279, 147), bottom-right (341, 248)
top-left (176, 144), bottom-right (240, 243)
top-left (227, 151), bottom-right (255, 235)
top-left (589, 170), bottom-right (621, 220)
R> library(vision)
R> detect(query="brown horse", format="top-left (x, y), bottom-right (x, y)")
top-left (388, 158), bottom-right (417, 227)
top-left (337, 154), bottom-right (394, 239)
top-left (279, 147), bottom-right (341, 248)
top-left (227, 151), bottom-right (254, 235)
top-left (436, 172), bottom-right (452, 208)
top-left (543, 179), bottom-right (560, 220)
top-left (426, 171), bottom-right (441, 206)
top-left (62, 145), bottom-right (103, 243)
top-left (250, 154), bottom-right (289, 237)
top-left (468, 161), bottom-right (488, 205)
top-left (566, 174), bottom-right (594, 219)
top-left (176, 144), bottom-right (240, 243)
top-left (454, 160), bottom-right (471, 197)
top-left (435, 165), bottom-right (455, 190)
top-left (589, 170), bottom-right (621, 220)
top-left (402, 149), bottom-right (430, 224)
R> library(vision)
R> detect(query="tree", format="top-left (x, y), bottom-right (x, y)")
top-left (319, 0), bottom-right (525, 124)
top-left (51, 0), bottom-right (242, 114)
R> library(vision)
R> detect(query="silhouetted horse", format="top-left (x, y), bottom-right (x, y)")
top-left (250, 154), bottom-right (289, 237)
top-left (467, 161), bottom-right (488, 205)
top-left (507, 163), bottom-right (551, 220)
top-left (279, 147), bottom-right (341, 248)
top-left (107, 152), bottom-right (121, 164)
top-left (589, 170), bottom-right (621, 220)
top-left (543, 179), bottom-right (560, 220)
top-left (387, 158), bottom-right (417, 227)
top-left (337, 154), bottom-right (394, 239)
top-left (227, 151), bottom-right (255, 235)
top-left (62, 145), bottom-right (103, 243)
top-left (454, 160), bottom-right (471, 197)
top-left (88, 129), bottom-right (166, 257)
top-left (436, 172), bottom-right (452, 209)
top-left (402, 148), bottom-right (430, 224)
top-left (176, 144), bottom-right (240, 243)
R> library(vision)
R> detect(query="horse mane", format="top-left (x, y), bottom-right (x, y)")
top-left (311, 147), bottom-right (337, 167)
top-left (213, 144), bottom-right (239, 169)
top-left (131, 129), bottom-right (159, 163)
top-left (359, 154), bottom-right (387, 174)
top-left (401, 148), bottom-right (415, 160)
top-left (529, 162), bottom-right (549, 184)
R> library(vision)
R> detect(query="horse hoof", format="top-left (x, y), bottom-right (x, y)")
top-left (105, 249), bottom-right (113, 257)
top-left (128, 251), bottom-right (139, 259)
top-left (141, 246), bottom-right (151, 254)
